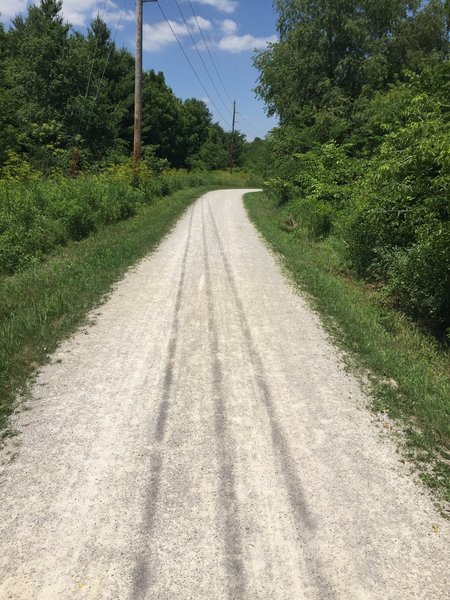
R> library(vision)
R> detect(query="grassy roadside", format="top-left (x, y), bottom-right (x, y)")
top-left (0, 185), bottom-right (226, 431)
top-left (0, 169), bottom-right (261, 277)
top-left (245, 191), bottom-right (450, 508)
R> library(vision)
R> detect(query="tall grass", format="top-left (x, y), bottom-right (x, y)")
top-left (0, 171), bottom-right (255, 431)
top-left (0, 168), bottom-right (259, 276)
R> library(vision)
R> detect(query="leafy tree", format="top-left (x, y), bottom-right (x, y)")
top-left (182, 98), bottom-right (212, 166)
top-left (7, 0), bottom-right (70, 117)
top-left (0, 0), bottom-right (234, 174)
top-left (0, 23), bottom-right (18, 166)
top-left (243, 137), bottom-right (270, 176)
top-left (195, 125), bottom-right (245, 170)
top-left (255, 0), bottom-right (449, 129)
top-left (254, 0), bottom-right (450, 332)
top-left (4, 0), bottom-right (72, 172)
top-left (196, 124), bottom-right (229, 170)
top-left (80, 16), bottom-right (125, 161)
top-left (141, 70), bottom-right (184, 167)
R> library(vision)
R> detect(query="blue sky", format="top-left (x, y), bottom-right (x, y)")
top-left (0, 0), bottom-right (279, 139)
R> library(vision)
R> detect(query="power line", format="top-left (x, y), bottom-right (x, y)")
top-left (82, 0), bottom-right (109, 113)
top-left (230, 118), bottom-right (257, 142)
top-left (186, 0), bottom-right (264, 139)
top-left (236, 111), bottom-right (262, 138)
top-left (187, 0), bottom-right (233, 105)
top-left (158, 2), bottom-right (231, 128)
top-left (85, 0), bottom-right (127, 132)
top-left (173, 0), bottom-right (230, 115)
top-left (236, 107), bottom-right (263, 132)
top-left (234, 121), bottom-right (252, 140)
top-left (229, 99), bottom-right (236, 172)
top-left (93, 0), bottom-right (127, 104)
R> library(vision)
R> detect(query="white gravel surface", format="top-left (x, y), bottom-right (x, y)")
top-left (0, 189), bottom-right (449, 600)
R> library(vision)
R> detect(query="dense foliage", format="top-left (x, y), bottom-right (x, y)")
top-left (0, 167), bottom-right (257, 276)
top-left (254, 0), bottom-right (450, 336)
top-left (0, 0), bottom-right (244, 176)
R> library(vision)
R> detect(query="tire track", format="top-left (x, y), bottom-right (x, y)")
top-left (131, 204), bottom-right (196, 599)
top-left (200, 199), bottom-right (246, 599)
top-left (2, 190), bottom-right (449, 599)
top-left (206, 196), bottom-right (335, 599)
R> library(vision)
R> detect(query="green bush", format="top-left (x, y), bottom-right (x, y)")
top-left (0, 175), bottom-right (140, 274)
top-left (0, 167), bottom-right (257, 276)
top-left (0, 176), bottom-right (139, 274)
top-left (386, 223), bottom-right (450, 329)
top-left (293, 197), bottom-right (335, 239)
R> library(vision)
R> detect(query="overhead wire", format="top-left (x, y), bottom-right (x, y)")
top-left (173, 0), bottom-right (231, 115)
top-left (236, 111), bottom-right (262, 139)
top-left (158, 2), bottom-right (231, 128)
top-left (185, 0), bottom-right (267, 140)
top-left (80, 0), bottom-right (264, 138)
top-left (92, 1), bottom-right (127, 105)
top-left (85, 0), bottom-right (127, 132)
top-left (82, 0), bottom-right (109, 117)
top-left (187, 0), bottom-right (233, 105)
top-left (234, 121), bottom-right (259, 141)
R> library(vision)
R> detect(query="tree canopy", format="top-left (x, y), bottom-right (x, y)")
top-left (253, 0), bottom-right (450, 334)
top-left (0, 0), bottom-right (243, 175)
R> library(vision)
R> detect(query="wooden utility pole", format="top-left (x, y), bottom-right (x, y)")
top-left (229, 100), bottom-right (236, 173)
top-left (134, 0), bottom-right (157, 186)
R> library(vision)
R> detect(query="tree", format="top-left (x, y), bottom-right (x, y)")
top-left (255, 0), bottom-right (449, 125)
top-left (3, 1), bottom-right (73, 172)
top-left (0, 23), bottom-right (18, 166)
top-left (182, 98), bottom-right (212, 166)
top-left (0, 0), bottom-right (237, 173)
top-left (8, 0), bottom-right (70, 119)
top-left (141, 70), bottom-right (184, 167)
top-left (253, 0), bottom-right (450, 332)
top-left (195, 125), bottom-right (245, 170)
top-left (243, 137), bottom-right (270, 176)
top-left (79, 16), bottom-right (125, 161)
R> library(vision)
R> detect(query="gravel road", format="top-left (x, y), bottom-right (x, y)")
top-left (1, 189), bottom-right (449, 600)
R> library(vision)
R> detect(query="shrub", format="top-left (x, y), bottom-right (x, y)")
top-left (293, 197), bottom-right (335, 239)
top-left (0, 166), bottom-right (256, 276)
top-left (0, 175), bottom-right (140, 274)
top-left (386, 223), bottom-right (450, 329)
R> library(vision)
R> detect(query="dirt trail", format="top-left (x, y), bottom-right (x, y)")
top-left (1, 190), bottom-right (449, 600)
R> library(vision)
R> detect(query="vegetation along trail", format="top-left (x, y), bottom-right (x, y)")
top-left (1, 190), bottom-right (449, 599)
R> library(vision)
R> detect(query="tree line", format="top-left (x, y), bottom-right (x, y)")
top-left (0, 0), bottom-right (245, 177)
top-left (253, 0), bottom-right (450, 335)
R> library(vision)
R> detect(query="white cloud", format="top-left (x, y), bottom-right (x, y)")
top-left (100, 7), bottom-right (134, 30)
top-left (0, 0), bottom-right (130, 27)
top-left (61, 0), bottom-right (103, 26)
top-left (143, 19), bottom-right (190, 52)
top-left (143, 15), bottom-right (212, 52)
top-left (7, 0), bottom-right (130, 28)
top-left (218, 33), bottom-right (277, 53)
top-left (189, 15), bottom-right (213, 32)
top-left (191, 0), bottom-right (238, 14)
top-left (220, 19), bottom-right (237, 35)
top-left (0, 0), bottom-right (30, 20)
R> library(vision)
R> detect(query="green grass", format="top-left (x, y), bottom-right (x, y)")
top-left (0, 183), bottom-right (242, 431)
top-left (245, 191), bottom-right (450, 507)
top-left (0, 168), bottom-right (261, 276)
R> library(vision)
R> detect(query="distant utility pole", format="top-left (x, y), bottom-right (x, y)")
top-left (229, 100), bottom-right (236, 173)
top-left (134, 0), bottom-right (157, 186)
